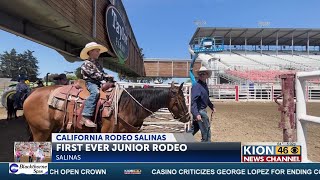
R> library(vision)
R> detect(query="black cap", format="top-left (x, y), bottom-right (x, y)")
top-left (53, 74), bottom-right (67, 80)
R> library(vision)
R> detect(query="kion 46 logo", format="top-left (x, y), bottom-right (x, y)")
top-left (9, 163), bottom-right (19, 173)
top-left (291, 147), bottom-right (299, 154)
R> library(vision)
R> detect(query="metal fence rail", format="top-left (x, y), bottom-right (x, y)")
top-left (296, 71), bottom-right (320, 162)
top-left (209, 84), bottom-right (320, 102)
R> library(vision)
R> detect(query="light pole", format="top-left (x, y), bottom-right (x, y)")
top-left (46, 73), bottom-right (50, 86)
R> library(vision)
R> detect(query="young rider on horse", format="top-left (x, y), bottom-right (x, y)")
top-left (14, 76), bottom-right (30, 109)
top-left (79, 42), bottom-right (114, 128)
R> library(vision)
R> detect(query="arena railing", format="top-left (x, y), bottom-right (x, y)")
top-left (209, 83), bottom-right (320, 102)
top-left (296, 71), bottom-right (320, 162)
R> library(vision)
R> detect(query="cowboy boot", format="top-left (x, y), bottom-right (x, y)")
top-left (80, 116), bottom-right (97, 128)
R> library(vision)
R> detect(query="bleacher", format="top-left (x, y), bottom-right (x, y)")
top-left (225, 69), bottom-right (296, 83)
top-left (274, 51), bottom-right (319, 68)
top-left (214, 52), bottom-right (263, 69)
top-left (213, 51), bottom-right (320, 70)
top-left (189, 28), bottom-right (320, 85)
top-left (209, 50), bottom-right (320, 83)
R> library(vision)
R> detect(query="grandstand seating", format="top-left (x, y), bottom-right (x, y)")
top-left (211, 50), bottom-right (320, 71)
top-left (273, 51), bottom-right (319, 68)
top-left (199, 50), bottom-right (320, 83)
top-left (213, 52), bottom-right (263, 70)
top-left (225, 69), bottom-right (296, 83)
top-left (234, 51), bottom-right (291, 68)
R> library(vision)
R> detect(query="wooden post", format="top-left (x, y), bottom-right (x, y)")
top-left (235, 85), bottom-right (239, 102)
top-left (271, 85), bottom-right (274, 101)
top-left (275, 74), bottom-right (296, 142)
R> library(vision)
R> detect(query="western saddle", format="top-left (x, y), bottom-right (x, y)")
top-left (48, 80), bottom-right (118, 131)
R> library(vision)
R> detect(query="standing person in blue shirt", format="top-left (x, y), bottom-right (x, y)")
top-left (14, 76), bottom-right (30, 109)
top-left (191, 66), bottom-right (216, 142)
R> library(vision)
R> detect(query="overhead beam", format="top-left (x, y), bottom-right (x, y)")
top-left (253, 29), bottom-right (280, 45)
top-left (268, 29), bottom-right (296, 44)
top-left (0, 10), bottom-right (79, 57)
top-left (231, 29), bottom-right (248, 44)
top-left (246, 29), bottom-right (264, 42)
top-left (309, 39), bottom-right (320, 46)
top-left (282, 30), bottom-right (311, 44)
top-left (208, 28), bottom-right (216, 37)
top-left (223, 28), bottom-right (233, 37)
top-left (296, 32), bottom-right (320, 45)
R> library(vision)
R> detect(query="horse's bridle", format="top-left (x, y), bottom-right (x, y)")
top-left (169, 91), bottom-right (189, 121)
top-left (121, 86), bottom-right (189, 120)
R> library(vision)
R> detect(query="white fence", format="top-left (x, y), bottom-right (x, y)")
top-left (209, 83), bottom-right (320, 102)
top-left (296, 71), bottom-right (320, 162)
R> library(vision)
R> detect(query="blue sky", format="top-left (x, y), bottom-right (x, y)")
top-left (123, 0), bottom-right (320, 58)
top-left (1, 0), bottom-right (320, 78)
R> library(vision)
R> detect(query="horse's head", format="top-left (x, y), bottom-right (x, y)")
top-left (168, 82), bottom-right (191, 123)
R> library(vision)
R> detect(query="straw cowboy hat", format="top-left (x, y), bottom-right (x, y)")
top-left (197, 66), bottom-right (212, 77)
top-left (80, 42), bottom-right (108, 60)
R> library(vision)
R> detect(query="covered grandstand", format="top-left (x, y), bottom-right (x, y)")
top-left (189, 27), bottom-right (320, 101)
top-left (190, 27), bottom-right (320, 84)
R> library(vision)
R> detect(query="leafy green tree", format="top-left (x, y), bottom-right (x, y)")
top-left (66, 74), bottom-right (78, 80)
top-left (19, 50), bottom-right (39, 81)
top-left (0, 49), bottom-right (19, 79)
top-left (75, 67), bottom-right (83, 79)
top-left (0, 49), bottom-right (39, 81)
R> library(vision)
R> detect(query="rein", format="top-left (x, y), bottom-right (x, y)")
top-left (110, 84), bottom-right (188, 133)
top-left (120, 86), bottom-right (187, 122)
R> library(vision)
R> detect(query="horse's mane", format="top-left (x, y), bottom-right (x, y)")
top-left (120, 88), bottom-right (170, 113)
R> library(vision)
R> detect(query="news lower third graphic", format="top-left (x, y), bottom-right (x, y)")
top-left (12, 134), bottom-right (306, 164)
top-left (3, 133), bottom-right (320, 178)
top-left (242, 142), bottom-right (302, 162)
top-left (50, 133), bottom-right (241, 162)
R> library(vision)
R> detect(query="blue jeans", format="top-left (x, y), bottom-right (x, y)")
top-left (191, 109), bottom-right (211, 142)
top-left (82, 82), bottom-right (100, 117)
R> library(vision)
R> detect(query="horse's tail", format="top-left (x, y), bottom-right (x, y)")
top-left (6, 94), bottom-right (15, 120)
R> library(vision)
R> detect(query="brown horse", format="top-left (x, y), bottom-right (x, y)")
top-left (23, 82), bottom-right (191, 141)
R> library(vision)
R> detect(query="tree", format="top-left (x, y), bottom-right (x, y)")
top-left (0, 49), bottom-right (39, 81)
top-left (20, 50), bottom-right (39, 81)
top-left (139, 48), bottom-right (144, 59)
top-left (75, 67), bottom-right (83, 79)
top-left (0, 49), bottom-right (19, 78)
top-left (66, 74), bottom-right (78, 80)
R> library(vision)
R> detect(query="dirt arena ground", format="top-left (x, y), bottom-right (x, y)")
top-left (209, 102), bottom-right (320, 162)
top-left (0, 102), bottom-right (319, 162)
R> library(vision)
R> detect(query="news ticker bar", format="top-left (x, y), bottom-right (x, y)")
top-left (52, 142), bottom-right (241, 162)
top-left (4, 163), bottom-right (320, 179)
